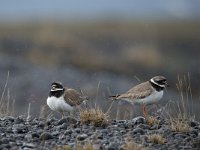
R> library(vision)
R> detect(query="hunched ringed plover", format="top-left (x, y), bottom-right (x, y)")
top-left (110, 76), bottom-right (168, 118)
top-left (47, 82), bottom-right (88, 118)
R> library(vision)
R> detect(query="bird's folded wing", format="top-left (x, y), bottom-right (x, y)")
top-left (118, 89), bottom-right (152, 99)
top-left (118, 82), bottom-right (153, 100)
top-left (64, 88), bottom-right (86, 106)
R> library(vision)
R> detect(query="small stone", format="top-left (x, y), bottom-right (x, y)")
top-left (190, 121), bottom-right (199, 127)
top-left (190, 129), bottom-right (199, 136)
top-left (12, 124), bottom-right (28, 134)
top-left (24, 148), bottom-right (33, 150)
top-left (116, 120), bottom-right (127, 124)
top-left (0, 127), bottom-right (5, 132)
top-left (174, 133), bottom-right (186, 139)
top-left (33, 118), bottom-right (39, 123)
top-left (190, 134), bottom-right (197, 138)
top-left (2, 116), bottom-right (15, 122)
top-left (40, 132), bottom-right (53, 140)
top-left (6, 127), bottom-right (13, 133)
top-left (1, 138), bottom-right (9, 144)
top-left (58, 123), bottom-right (68, 130)
top-left (77, 134), bottom-right (88, 141)
top-left (137, 124), bottom-right (150, 129)
top-left (111, 120), bottom-right (117, 125)
top-left (131, 116), bottom-right (145, 125)
top-left (150, 124), bottom-right (160, 130)
top-left (25, 134), bottom-right (32, 141)
top-left (132, 128), bottom-right (145, 135)
top-left (57, 117), bottom-right (77, 126)
top-left (22, 143), bottom-right (35, 148)
top-left (67, 117), bottom-right (78, 124)
top-left (38, 122), bottom-right (45, 128)
top-left (65, 129), bottom-right (73, 135)
top-left (46, 118), bottom-right (57, 126)
top-left (9, 142), bottom-right (17, 147)
top-left (180, 146), bottom-right (192, 149)
top-left (52, 131), bottom-right (60, 136)
top-left (194, 126), bottom-right (200, 130)
top-left (97, 134), bottom-right (103, 140)
top-left (16, 141), bottom-right (23, 146)
top-left (184, 137), bottom-right (192, 142)
top-left (106, 142), bottom-right (120, 150)
top-left (15, 116), bottom-right (25, 124)
top-left (32, 132), bottom-right (40, 138)
top-left (74, 128), bottom-right (81, 133)
top-left (0, 144), bottom-right (11, 149)
top-left (192, 138), bottom-right (200, 149)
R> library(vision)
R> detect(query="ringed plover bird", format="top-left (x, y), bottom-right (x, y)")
top-left (47, 82), bottom-right (88, 118)
top-left (110, 76), bottom-right (168, 119)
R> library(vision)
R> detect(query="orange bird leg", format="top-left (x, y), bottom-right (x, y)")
top-left (141, 105), bottom-right (148, 119)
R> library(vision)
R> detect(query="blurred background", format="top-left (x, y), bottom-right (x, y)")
top-left (0, 0), bottom-right (199, 120)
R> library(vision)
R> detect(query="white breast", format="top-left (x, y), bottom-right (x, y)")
top-left (133, 90), bottom-right (163, 105)
top-left (47, 96), bottom-right (74, 112)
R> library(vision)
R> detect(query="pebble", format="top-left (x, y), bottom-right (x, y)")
top-left (57, 117), bottom-right (77, 126)
top-left (1, 138), bottom-right (9, 144)
top-left (137, 124), bottom-right (150, 129)
top-left (40, 132), bottom-right (54, 140)
top-left (15, 116), bottom-right (25, 124)
top-left (77, 134), bottom-right (88, 141)
top-left (32, 132), bottom-right (40, 138)
top-left (12, 124), bottom-right (28, 134)
top-left (58, 123), bottom-right (68, 130)
top-left (22, 143), bottom-right (35, 149)
top-left (190, 121), bottom-right (199, 127)
top-left (2, 116), bottom-right (15, 122)
top-left (0, 115), bottom-right (198, 149)
top-left (131, 116), bottom-right (145, 125)
top-left (132, 127), bottom-right (145, 135)
top-left (25, 134), bottom-right (32, 141)
top-left (64, 129), bottom-right (73, 135)
top-left (174, 133), bottom-right (187, 139)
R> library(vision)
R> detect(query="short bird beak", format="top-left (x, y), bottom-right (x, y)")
top-left (166, 82), bottom-right (169, 87)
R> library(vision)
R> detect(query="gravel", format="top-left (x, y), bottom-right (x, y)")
top-left (0, 115), bottom-right (199, 149)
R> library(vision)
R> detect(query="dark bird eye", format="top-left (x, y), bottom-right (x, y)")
top-left (158, 79), bottom-right (166, 84)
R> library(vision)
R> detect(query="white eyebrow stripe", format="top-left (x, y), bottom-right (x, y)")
top-left (150, 79), bottom-right (165, 87)
top-left (51, 88), bottom-right (63, 91)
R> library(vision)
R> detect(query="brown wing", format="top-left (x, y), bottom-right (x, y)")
top-left (64, 88), bottom-right (86, 106)
top-left (117, 81), bottom-right (153, 100)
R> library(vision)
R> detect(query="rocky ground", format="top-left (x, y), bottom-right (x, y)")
top-left (0, 116), bottom-right (200, 150)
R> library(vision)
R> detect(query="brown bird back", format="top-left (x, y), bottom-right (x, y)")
top-left (116, 81), bottom-right (153, 100)
top-left (64, 88), bottom-right (87, 106)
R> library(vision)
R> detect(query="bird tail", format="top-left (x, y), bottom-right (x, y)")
top-left (109, 94), bottom-right (120, 100)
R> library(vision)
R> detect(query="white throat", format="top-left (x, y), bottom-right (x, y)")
top-left (150, 79), bottom-right (165, 87)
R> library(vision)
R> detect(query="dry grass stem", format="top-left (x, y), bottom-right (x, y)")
top-left (123, 138), bottom-right (137, 150)
top-left (75, 142), bottom-right (94, 150)
top-left (170, 114), bottom-right (190, 133)
top-left (147, 134), bottom-right (166, 144)
top-left (54, 145), bottom-right (70, 150)
top-left (175, 74), bottom-right (194, 120)
top-left (0, 71), bottom-right (15, 117)
top-left (146, 116), bottom-right (159, 127)
top-left (167, 74), bottom-right (194, 133)
top-left (79, 107), bottom-right (109, 127)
